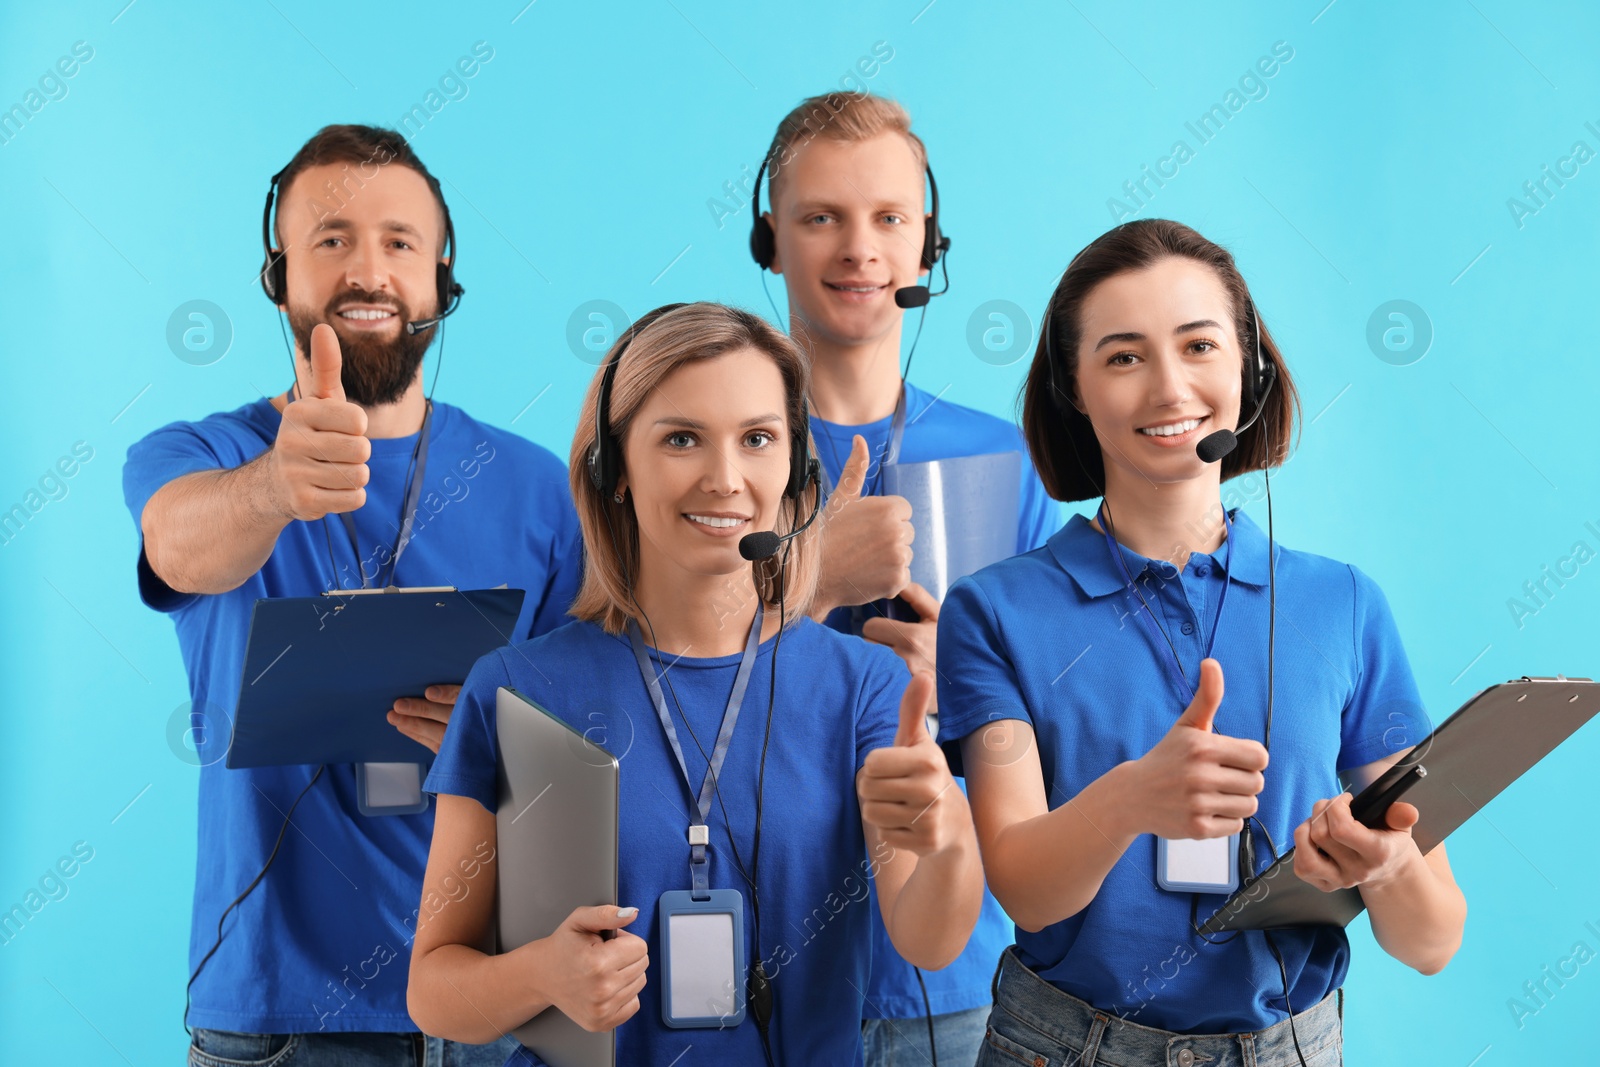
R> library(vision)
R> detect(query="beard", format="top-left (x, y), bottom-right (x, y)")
top-left (288, 288), bottom-right (435, 407)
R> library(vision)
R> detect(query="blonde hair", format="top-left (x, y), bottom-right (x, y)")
top-left (763, 91), bottom-right (927, 204)
top-left (568, 303), bottom-right (823, 634)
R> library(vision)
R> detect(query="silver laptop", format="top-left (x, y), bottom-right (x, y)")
top-left (495, 687), bottom-right (620, 1067)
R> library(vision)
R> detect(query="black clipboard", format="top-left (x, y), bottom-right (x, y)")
top-left (225, 586), bottom-right (526, 768)
top-left (1201, 675), bottom-right (1599, 935)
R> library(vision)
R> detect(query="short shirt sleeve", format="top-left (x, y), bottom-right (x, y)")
top-left (935, 576), bottom-right (1034, 746)
top-left (425, 648), bottom-right (514, 812)
top-left (122, 422), bottom-right (233, 614)
top-left (524, 494), bottom-right (583, 641)
top-left (1337, 565), bottom-right (1430, 772)
top-left (853, 644), bottom-right (912, 774)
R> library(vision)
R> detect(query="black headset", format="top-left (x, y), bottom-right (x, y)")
top-left (748, 153), bottom-right (949, 273)
top-left (258, 162), bottom-right (464, 331)
top-left (586, 303), bottom-right (818, 503)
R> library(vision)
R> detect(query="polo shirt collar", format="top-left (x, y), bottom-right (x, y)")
top-left (1047, 507), bottom-right (1272, 599)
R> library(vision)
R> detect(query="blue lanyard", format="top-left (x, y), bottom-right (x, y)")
top-left (1098, 503), bottom-right (1232, 704)
top-left (626, 604), bottom-right (763, 898)
top-left (817, 384), bottom-right (908, 498)
top-left (334, 400), bottom-right (433, 589)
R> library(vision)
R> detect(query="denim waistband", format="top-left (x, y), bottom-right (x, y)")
top-left (986, 947), bottom-right (1343, 1067)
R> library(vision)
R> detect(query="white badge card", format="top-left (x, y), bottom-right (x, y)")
top-left (658, 889), bottom-right (747, 1029)
top-left (1157, 834), bottom-right (1239, 894)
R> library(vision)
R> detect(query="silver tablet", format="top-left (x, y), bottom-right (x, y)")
top-left (494, 686), bottom-right (620, 1067)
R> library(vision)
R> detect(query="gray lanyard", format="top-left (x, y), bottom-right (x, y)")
top-left (817, 384), bottom-right (908, 497)
top-left (336, 400), bottom-right (432, 589)
top-left (626, 604), bottom-right (763, 898)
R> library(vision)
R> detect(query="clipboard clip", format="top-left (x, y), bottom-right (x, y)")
top-left (321, 584), bottom-right (459, 597)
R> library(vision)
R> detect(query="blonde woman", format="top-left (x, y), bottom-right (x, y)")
top-left (407, 302), bottom-right (982, 1066)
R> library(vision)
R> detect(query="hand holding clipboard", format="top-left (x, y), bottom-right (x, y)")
top-left (1292, 766), bottom-right (1427, 894)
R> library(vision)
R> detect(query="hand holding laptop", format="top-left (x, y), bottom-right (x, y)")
top-left (520, 905), bottom-right (648, 1034)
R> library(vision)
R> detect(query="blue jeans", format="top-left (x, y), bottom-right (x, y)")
top-left (976, 949), bottom-right (1343, 1067)
top-left (864, 1005), bottom-right (989, 1067)
top-left (187, 1029), bottom-right (520, 1067)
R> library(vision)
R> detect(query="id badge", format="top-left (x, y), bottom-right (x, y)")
top-left (1156, 834), bottom-right (1239, 893)
top-left (355, 762), bottom-right (428, 817)
top-left (658, 889), bottom-right (747, 1029)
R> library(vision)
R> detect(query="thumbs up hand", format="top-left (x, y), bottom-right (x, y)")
top-left (858, 672), bottom-right (969, 857)
top-left (268, 323), bottom-right (372, 523)
top-left (812, 434), bottom-right (914, 618)
top-left (1110, 659), bottom-right (1269, 841)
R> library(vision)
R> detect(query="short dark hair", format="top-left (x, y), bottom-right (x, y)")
top-left (272, 124), bottom-right (447, 252)
top-left (1020, 218), bottom-right (1301, 503)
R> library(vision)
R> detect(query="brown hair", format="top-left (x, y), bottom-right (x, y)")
top-left (762, 92), bottom-right (926, 204)
top-left (1020, 219), bottom-right (1301, 503)
top-left (568, 303), bottom-right (823, 634)
top-left (273, 124), bottom-right (447, 252)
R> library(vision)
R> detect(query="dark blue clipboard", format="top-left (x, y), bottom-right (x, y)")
top-left (225, 586), bottom-right (525, 768)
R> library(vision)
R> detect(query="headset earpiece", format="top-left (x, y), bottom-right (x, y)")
top-left (749, 156), bottom-right (777, 271)
top-left (261, 253), bottom-right (288, 307)
top-left (920, 167), bottom-right (949, 271)
top-left (260, 166), bottom-right (290, 306)
top-left (1241, 298), bottom-right (1271, 423)
top-left (786, 406), bottom-right (815, 501)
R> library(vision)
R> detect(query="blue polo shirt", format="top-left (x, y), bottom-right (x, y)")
top-left (425, 616), bottom-right (908, 1066)
top-left (811, 379), bottom-right (1062, 1019)
top-left (122, 397), bottom-right (582, 1033)
top-left (935, 509), bottom-right (1429, 1033)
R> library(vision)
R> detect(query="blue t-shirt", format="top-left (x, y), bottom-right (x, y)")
top-left (935, 509), bottom-right (1429, 1033)
top-left (121, 397), bottom-right (582, 1033)
top-left (812, 379), bottom-right (1061, 1018)
top-left (426, 616), bottom-right (909, 1066)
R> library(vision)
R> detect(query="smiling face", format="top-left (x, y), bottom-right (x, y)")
top-left (615, 348), bottom-right (793, 585)
top-left (1071, 256), bottom-right (1245, 489)
top-left (766, 131), bottom-right (929, 349)
top-left (276, 160), bottom-right (446, 405)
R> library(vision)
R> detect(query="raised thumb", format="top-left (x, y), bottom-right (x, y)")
top-left (895, 671), bottom-right (935, 747)
top-left (308, 323), bottom-right (345, 402)
top-left (1175, 658), bottom-right (1224, 732)
top-left (834, 434), bottom-right (871, 502)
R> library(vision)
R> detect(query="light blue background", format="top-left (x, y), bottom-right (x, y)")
top-left (1, 1), bottom-right (1596, 1062)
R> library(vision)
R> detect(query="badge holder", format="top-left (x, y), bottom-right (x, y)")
top-left (1156, 833), bottom-right (1239, 894)
top-left (356, 761), bottom-right (429, 816)
top-left (660, 826), bottom-right (747, 1029)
